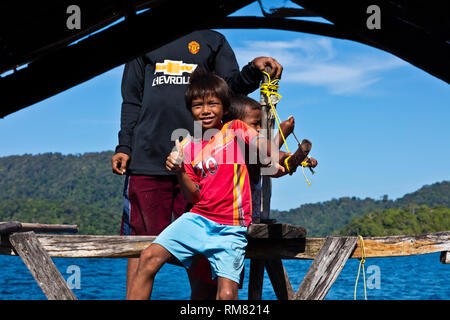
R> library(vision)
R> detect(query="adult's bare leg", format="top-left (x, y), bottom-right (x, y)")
top-left (127, 243), bottom-right (173, 300)
top-left (126, 258), bottom-right (139, 297)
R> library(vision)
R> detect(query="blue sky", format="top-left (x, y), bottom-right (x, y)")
top-left (1, 1), bottom-right (449, 211)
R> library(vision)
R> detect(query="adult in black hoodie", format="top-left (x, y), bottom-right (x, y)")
top-left (111, 29), bottom-right (282, 299)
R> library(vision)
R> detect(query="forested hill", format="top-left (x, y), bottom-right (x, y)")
top-left (271, 180), bottom-right (450, 236)
top-left (0, 152), bottom-right (125, 234)
top-left (0, 152), bottom-right (448, 236)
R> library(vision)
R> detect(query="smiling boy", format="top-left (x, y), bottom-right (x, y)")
top-left (127, 68), bottom-right (283, 300)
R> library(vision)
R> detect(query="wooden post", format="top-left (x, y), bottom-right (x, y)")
top-left (8, 231), bottom-right (77, 300)
top-left (265, 259), bottom-right (294, 300)
top-left (259, 66), bottom-right (277, 221)
top-left (248, 259), bottom-right (265, 300)
top-left (440, 251), bottom-right (449, 264)
top-left (294, 236), bottom-right (358, 300)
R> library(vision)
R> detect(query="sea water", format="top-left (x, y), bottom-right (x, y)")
top-left (0, 253), bottom-right (448, 300)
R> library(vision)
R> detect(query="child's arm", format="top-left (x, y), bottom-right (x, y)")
top-left (165, 140), bottom-right (201, 204)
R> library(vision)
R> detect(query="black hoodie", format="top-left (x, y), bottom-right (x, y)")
top-left (115, 30), bottom-right (262, 175)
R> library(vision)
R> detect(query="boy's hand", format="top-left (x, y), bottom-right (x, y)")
top-left (166, 140), bottom-right (185, 173)
top-left (280, 116), bottom-right (295, 137)
top-left (273, 161), bottom-right (286, 176)
top-left (111, 152), bottom-right (130, 175)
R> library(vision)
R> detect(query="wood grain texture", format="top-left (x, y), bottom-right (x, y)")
top-left (0, 231), bottom-right (448, 259)
top-left (294, 236), bottom-right (358, 300)
top-left (247, 223), bottom-right (306, 239)
top-left (0, 221), bottom-right (78, 234)
top-left (9, 231), bottom-right (77, 300)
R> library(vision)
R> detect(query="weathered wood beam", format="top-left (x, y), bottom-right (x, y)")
top-left (8, 231), bottom-right (77, 300)
top-left (294, 236), bottom-right (357, 300)
top-left (0, 221), bottom-right (78, 234)
top-left (247, 223), bottom-right (306, 239)
top-left (1, 231), bottom-right (448, 259)
top-left (350, 231), bottom-right (450, 259)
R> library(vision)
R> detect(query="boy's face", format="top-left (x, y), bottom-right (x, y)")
top-left (242, 106), bottom-right (262, 132)
top-left (191, 94), bottom-right (225, 130)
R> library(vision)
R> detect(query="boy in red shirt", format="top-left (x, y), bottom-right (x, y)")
top-left (127, 68), bottom-right (283, 300)
top-left (227, 95), bottom-right (318, 222)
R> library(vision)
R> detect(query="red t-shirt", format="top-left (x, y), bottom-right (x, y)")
top-left (181, 120), bottom-right (259, 227)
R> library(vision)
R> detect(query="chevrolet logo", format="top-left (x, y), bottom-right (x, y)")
top-left (155, 59), bottom-right (197, 76)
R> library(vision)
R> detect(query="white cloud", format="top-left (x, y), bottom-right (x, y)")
top-left (233, 37), bottom-right (407, 95)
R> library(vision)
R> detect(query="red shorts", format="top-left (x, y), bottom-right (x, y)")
top-left (120, 175), bottom-right (190, 236)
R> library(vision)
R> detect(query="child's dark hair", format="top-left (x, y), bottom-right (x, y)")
top-left (185, 67), bottom-right (231, 113)
top-left (224, 94), bottom-right (261, 122)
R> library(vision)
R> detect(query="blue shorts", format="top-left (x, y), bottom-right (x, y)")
top-left (153, 212), bottom-right (248, 284)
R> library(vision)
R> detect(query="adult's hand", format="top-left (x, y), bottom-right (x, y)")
top-left (111, 152), bottom-right (130, 175)
top-left (252, 57), bottom-right (283, 79)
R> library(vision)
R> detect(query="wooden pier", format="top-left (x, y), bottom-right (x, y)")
top-left (1, 221), bottom-right (449, 300)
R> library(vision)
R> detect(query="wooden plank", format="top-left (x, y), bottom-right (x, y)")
top-left (8, 231), bottom-right (77, 300)
top-left (265, 259), bottom-right (294, 300)
top-left (247, 223), bottom-right (306, 239)
top-left (0, 231), bottom-right (449, 259)
top-left (248, 259), bottom-right (265, 300)
top-left (294, 236), bottom-right (358, 300)
top-left (350, 231), bottom-right (450, 259)
top-left (0, 221), bottom-right (78, 234)
top-left (440, 251), bottom-right (449, 264)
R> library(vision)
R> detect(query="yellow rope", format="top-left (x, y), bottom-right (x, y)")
top-left (354, 235), bottom-right (367, 300)
top-left (260, 71), bottom-right (290, 154)
top-left (301, 161), bottom-right (312, 186)
top-left (260, 71), bottom-right (312, 185)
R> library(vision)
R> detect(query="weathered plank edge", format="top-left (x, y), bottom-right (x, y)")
top-left (0, 221), bottom-right (78, 234)
top-left (8, 231), bottom-right (77, 300)
top-left (294, 236), bottom-right (358, 300)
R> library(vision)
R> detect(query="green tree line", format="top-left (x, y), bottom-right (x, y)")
top-left (0, 152), bottom-right (449, 236)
